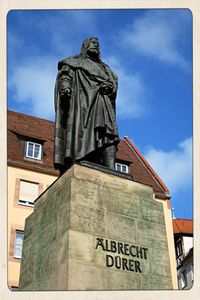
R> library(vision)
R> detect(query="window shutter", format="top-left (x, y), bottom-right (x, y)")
top-left (19, 181), bottom-right (39, 203)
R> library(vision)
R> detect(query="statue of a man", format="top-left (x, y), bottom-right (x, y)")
top-left (54, 37), bottom-right (119, 174)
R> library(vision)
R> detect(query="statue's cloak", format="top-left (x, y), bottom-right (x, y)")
top-left (54, 56), bottom-right (119, 169)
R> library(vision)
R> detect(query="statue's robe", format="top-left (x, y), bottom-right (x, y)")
top-left (54, 56), bottom-right (119, 170)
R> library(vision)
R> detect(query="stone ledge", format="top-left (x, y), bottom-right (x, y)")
top-left (78, 160), bottom-right (133, 180)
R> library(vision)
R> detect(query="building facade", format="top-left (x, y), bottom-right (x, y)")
top-left (7, 110), bottom-right (178, 289)
top-left (173, 218), bottom-right (193, 289)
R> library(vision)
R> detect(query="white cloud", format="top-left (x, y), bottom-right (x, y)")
top-left (9, 53), bottom-right (148, 120)
top-left (144, 137), bottom-right (192, 194)
top-left (122, 10), bottom-right (189, 69)
top-left (9, 56), bottom-right (56, 120)
top-left (107, 56), bottom-right (147, 119)
top-left (28, 10), bottom-right (99, 56)
top-left (8, 10), bottom-right (100, 64)
top-left (8, 11), bottom-right (97, 119)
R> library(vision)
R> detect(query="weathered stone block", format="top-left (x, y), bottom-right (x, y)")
top-left (141, 198), bottom-right (165, 224)
top-left (99, 185), bottom-right (141, 219)
top-left (71, 177), bottom-right (98, 209)
top-left (19, 163), bottom-right (173, 291)
top-left (141, 275), bottom-right (173, 289)
top-left (70, 203), bottom-right (106, 236)
top-left (23, 213), bottom-right (35, 240)
top-left (106, 211), bottom-right (137, 243)
top-left (106, 269), bottom-right (141, 289)
top-left (68, 231), bottom-right (94, 264)
top-left (136, 220), bottom-right (168, 249)
top-left (68, 260), bottom-right (106, 290)
top-left (56, 201), bottom-right (70, 237)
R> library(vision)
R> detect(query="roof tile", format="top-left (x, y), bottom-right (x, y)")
top-left (173, 219), bottom-right (193, 235)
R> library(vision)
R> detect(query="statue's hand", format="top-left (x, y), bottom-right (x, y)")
top-left (60, 87), bottom-right (72, 99)
top-left (100, 82), bottom-right (113, 95)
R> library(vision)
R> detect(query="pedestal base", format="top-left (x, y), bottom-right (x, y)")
top-left (19, 163), bottom-right (173, 290)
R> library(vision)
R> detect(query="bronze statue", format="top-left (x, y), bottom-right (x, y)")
top-left (54, 37), bottom-right (119, 174)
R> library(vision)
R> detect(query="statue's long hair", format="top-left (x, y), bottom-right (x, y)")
top-left (74, 37), bottom-right (102, 62)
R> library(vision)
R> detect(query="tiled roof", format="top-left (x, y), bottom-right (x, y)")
top-left (7, 110), bottom-right (57, 174)
top-left (7, 110), bottom-right (169, 198)
top-left (123, 136), bottom-right (169, 195)
top-left (173, 219), bottom-right (193, 235)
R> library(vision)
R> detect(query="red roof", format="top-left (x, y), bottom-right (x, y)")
top-left (7, 110), bottom-right (169, 198)
top-left (173, 219), bottom-right (193, 235)
top-left (7, 110), bottom-right (58, 175)
top-left (124, 136), bottom-right (169, 194)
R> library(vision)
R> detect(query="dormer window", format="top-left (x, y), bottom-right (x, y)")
top-left (26, 141), bottom-right (42, 160)
top-left (115, 162), bottom-right (129, 173)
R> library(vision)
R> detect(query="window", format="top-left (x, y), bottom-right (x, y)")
top-left (115, 163), bottom-right (129, 173)
top-left (13, 231), bottom-right (24, 259)
top-left (26, 141), bottom-right (42, 160)
top-left (175, 238), bottom-right (184, 266)
top-left (180, 270), bottom-right (187, 289)
top-left (176, 238), bottom-right (183, 257)
top-left (18, 180), bottom-right (39, 207)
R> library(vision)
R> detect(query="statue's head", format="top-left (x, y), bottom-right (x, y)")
top-left (80, 37), bottom-right (101, 60)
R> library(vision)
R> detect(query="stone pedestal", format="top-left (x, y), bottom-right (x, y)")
top-left (19, 163), bottom-right (173, 290)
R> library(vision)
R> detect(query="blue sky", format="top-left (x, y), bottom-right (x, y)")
top-left (7, 9), bottom-right (192, 219)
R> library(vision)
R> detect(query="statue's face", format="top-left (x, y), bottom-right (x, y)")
top-left (86, 38), bottom-right (99, 55)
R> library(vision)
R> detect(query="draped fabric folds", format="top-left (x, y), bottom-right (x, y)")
top-left (54, 56), bottom-right (119, 170)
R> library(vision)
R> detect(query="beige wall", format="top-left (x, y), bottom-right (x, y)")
top-left (155, 198), bottom-right (178, 289)
top-left (8, 165), bottom-right (57, 288)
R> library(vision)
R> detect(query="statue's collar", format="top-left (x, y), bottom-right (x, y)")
top-left (60, 57), bottom-right (109, 80)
